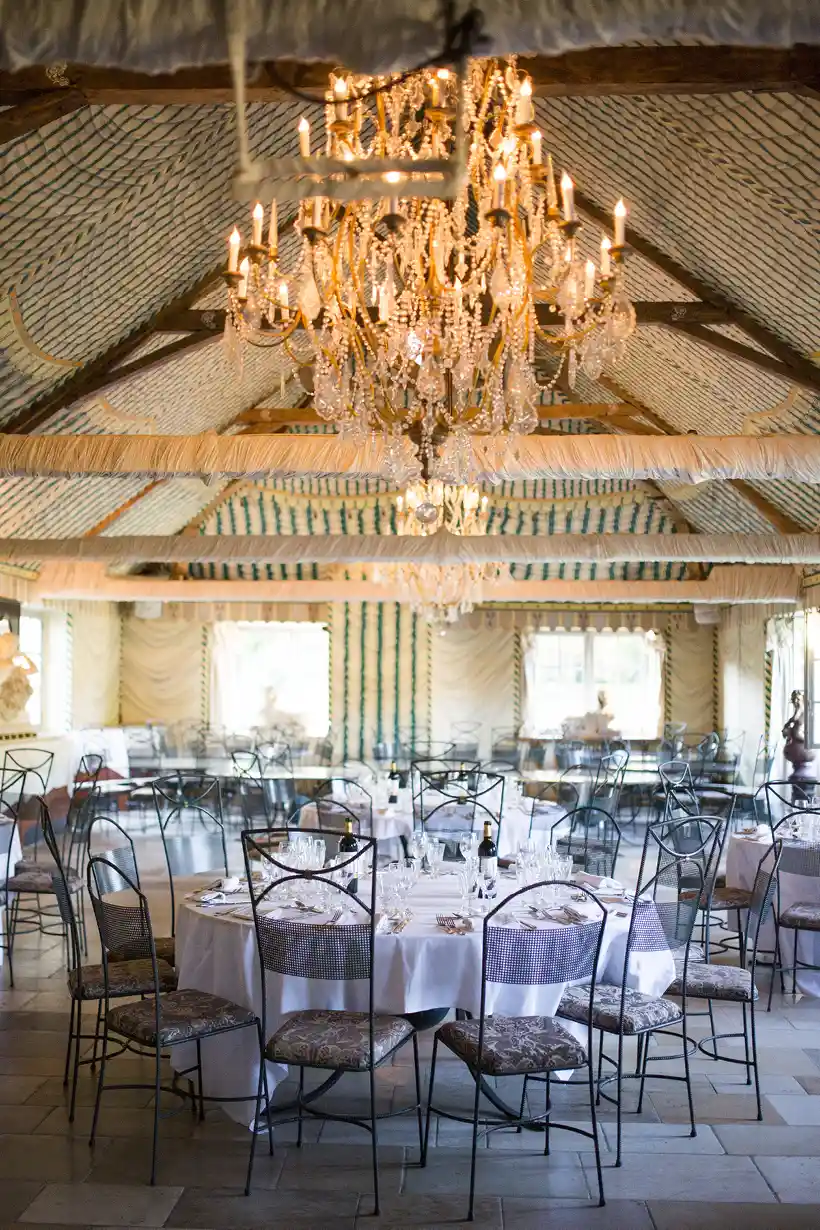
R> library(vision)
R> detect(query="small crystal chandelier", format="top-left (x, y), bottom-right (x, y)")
top-left (374, 482), bottom-right (501, 624)
top-left (223, 57), bottom-right (635, 482)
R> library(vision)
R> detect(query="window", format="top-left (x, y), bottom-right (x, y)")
top-left (211, 621), bottom-right (330, 737)
top-left (18, 614), bottom-right (43, 727)
top-left (523, 628), bottom-right (663, 738)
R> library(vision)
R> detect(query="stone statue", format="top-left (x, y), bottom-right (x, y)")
top-left (0, 619), bottom-right (36, 724)
top-left (782, 689), bottom-right (815, 783)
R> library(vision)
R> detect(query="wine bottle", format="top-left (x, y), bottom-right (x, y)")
top-left (477, 820), bottom-right (498, 898)
top-left (457, 761), bottom-right (468, 804)
top-left (338, 819), bottom-right (359, 894)
top-left (388, 760), bottom-right (399, 806)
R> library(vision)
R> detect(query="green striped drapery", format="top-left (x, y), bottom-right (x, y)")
top-left (330, 602), bottom-right (431, 762)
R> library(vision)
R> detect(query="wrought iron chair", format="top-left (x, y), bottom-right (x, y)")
top-left (559, 818), bottom-right (718, 1165)
top-left (669, 842), bottom-right (783, 1121)
top-left (528, 772), bottom-right (580, 840)
top-left (87, 814), bottom-right (176, 966)
top-left (39, 803), bottom-right (177, 1121)
top-left (589, 748), bottom-right (629, 819)
top-left (413, 763), bottom-right (504, 850)
top-left (313, 778), bottom-right (374, 835)
top-left (3, 747), bottom-right (55, 858)
top-left (241, 827), bottom-right (421, 1217)
top-left (550, 805), bottom-right (622, 879)
top-left (153, 776), bottom-right (229, 935)
top-left (424, 879), bottom-right (608, 1216)
top-left (767, 836), bottom-right (820, 1004)
top-left (763, 780), bottom-right (819, 832)
top-left (86, 855), bottom-right (266, 1189)
top-left (450, 720), bottom-right (482, 761)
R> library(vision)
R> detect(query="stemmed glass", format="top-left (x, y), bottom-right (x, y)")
top-left (426, 838), bottom-right (445, 879)
top-left (459, 832), bottom-right (480, 862)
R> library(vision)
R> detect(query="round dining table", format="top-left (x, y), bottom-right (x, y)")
top-left (172, 870), bottom-right (674, 1127)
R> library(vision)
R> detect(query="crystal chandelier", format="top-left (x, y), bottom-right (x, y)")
top-left (373, 482), bottom-right (501, 624)
top-left (223, 58), bottom-right (635, 482)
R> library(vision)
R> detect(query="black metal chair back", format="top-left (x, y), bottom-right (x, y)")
top-left (257, 739), bottom-right (294, 775)
top-left (551, 805), bottom-right (622, 879)
top-left (0, 768), bottom-right (26, 884)
top-left (313, 778), bottom-right (373, 835)
top-left (241, 828), bottom-right (377, 1047)
top-left (416, 768), bottom-right (504, 846)
top-left (3, 747), bottom-right (54, 795)
top-left (87, 856), bottom-right (161, 998)
top-left (745, 840), bottom-right (784, 974)
top-left (529, 773), bottom-right (580, 837)
top-left (589, 748), bottom-right (629, 816)
top-left (77, 753), bottom-right (104, 783)
top-left (87, 813), bottom-right (141, 893)
top-left (688, 732), bottom-right (720, 783)
top-left (763, 779), bottom-right (819, 831)
top-left (39, 799), bottom-right (84, 986)
top-left (61, 782), bottom-right (101, 877)
top-left (410, 757), bottom-right (480, 818)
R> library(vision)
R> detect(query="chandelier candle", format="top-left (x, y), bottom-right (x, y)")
top-left (298, 117), bottom-right (310, 157)
top-left (251, 202), bottom-right (263, 247)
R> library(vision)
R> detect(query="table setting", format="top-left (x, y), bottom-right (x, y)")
top-left (172, 831), bottom-right (674, 1126)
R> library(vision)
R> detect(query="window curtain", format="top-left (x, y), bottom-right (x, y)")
top-left (767, 614), bottom-right (795, 782)
top-left (647, 633), bottom-right (665, 740)
top-left (430, 626), bottom-right (517, 759)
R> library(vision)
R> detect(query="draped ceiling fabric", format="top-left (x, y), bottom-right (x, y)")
top-left (1, 1), bottom-right (816, 71)
top-left (119, 615), bottom-right (207, 726)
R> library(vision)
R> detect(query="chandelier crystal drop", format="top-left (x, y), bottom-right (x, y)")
top-left (223, 58), bottom-right (635, 483)
top-left (373, 482), bottom-right (502, 624)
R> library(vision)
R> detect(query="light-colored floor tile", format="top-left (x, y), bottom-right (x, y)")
top-left (580, 1155), bottom-right (776, 1203)
top-left (649, 1201), bottom-right (820, 1229)
top-left (715, 1123), bottom-right (820, 1155)
top-left (599, 1122), bottom-right (724, 1153)
top-left (502, 1198), bottom-right (653, 1229)
top-left (766, 1094), bottom-right (820, 1125)
top-left (19, 1181), bottom-right (183, 1226)
top-left (754, 1155), bottom-right (820, 1203)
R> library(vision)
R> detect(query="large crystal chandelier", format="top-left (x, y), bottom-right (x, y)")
top-left (373, 482), bottom-right (501, 624)
top-left (223, 58), bottom-right (635, 482)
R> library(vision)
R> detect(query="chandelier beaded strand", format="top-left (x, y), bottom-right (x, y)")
top-left (223, 57), bottom-right (635, 484)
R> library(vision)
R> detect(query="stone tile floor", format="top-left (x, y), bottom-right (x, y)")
top-left (2, 828), bottom-right (820, 1226)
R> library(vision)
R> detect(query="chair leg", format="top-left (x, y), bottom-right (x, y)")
top-left (587, 1054), bottom-right (606, 1207)
top-left (614, 1033), bottom-right (623, 1167)
top-left (421, 1036), bottom-right (439, 1166)
top-left (467, 1047), bottom-right (483, 1222)
top-left (369, 1060), bottom-right (381, 1217)
top-left (89, 1019), bottom-right (108, 1148)
top-left (517, 1074), bottom-right (528, 1131)
top-left (68, 999), bottom-right (83, 1124)
top-left (793, 930), bottom-right (799, 997)
top-left (259, 1047), bottom-right (274, 1157)
top-left (5, 895), bottom-right (18, 987)
top-left (90, 1000), bottom-right (103, 1071)
top-left (150, 1045), bottom-right (162, 1185)
top-left (636, 1031), bottom-right (650, 1115)
top-left (681, 1013), bottom-right (697, 1140)
top-left (543, 1071), bottom-right (551, 1157)
top-left (63, 997), bottom-right (76, 1087)
top-left (245, 1023), bottom-right (266, 1196)
top-left (296, 1067), bottom-right (304, 1148)
top-left (741, 1001), bottom-right (752, 1086)
top-left (750, 1000), bottom-right (763, 1121)
top-left (595, 1029), bottom-right (604, 1106)
top-left (411, 1033), bottom-right (424, 1163)
top-left (738, 910), bottom-right (746, 969)
top-left (196, 1039), bottom-right (205, 1121)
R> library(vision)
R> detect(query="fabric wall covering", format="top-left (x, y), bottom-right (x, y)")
top-left (66, 601), bottom-right (121, 728)
top-left (329, 602), bottom-right (431, 763)
top-left (666, 617), bottom-right (717, 741)
top-left (720, 606), bottom-right (767, 783)
top-left (119, 614), bottom-right (207, 726)
top-left (430, 627), bottom-right (517, 760)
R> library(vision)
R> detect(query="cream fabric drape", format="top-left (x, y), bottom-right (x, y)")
top-left (767, 614), bottom-right (796, 781)
top-left (68, 601), bottom-right (121, 727)
top-left (7, 531), bottom-right (820, 565)
top-left (430, 626), bottom-right (517, 760)
top-left (3, 432), bottom-right (820, 483)
top-left (720, 607), bottom-right (767, 783)
top-left (120, 615), bottom-right (205, 725)
top-left (667, 618), bottom-right (716, 738)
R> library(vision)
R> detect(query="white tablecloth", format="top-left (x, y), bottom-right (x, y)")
top-left (726, 833), bottom-right (820, 996)
top-left (173, 874), bottom-right (674, 1126)
top-left (298, 793), bottom-right (540, 858)
top-left (0, 728), bottom-right (129, 792)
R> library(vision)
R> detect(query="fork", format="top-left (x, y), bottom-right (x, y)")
top-left (319, 908), bottom-right (343, 928)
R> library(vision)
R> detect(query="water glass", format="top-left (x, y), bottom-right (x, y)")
top-left (426, 838), bottom-right (446, 878)
top-left (459, 832), bottom-right (479, 861)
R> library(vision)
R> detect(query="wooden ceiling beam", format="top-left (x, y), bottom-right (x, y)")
top-left (2, 48), bottom-right (817, 106)
top-left (157, 301), bottom-right (731, 335)
top-left (667, 322), bottom-right (820, 395)
top-left (573, 186), bottom-right (820, 393)
top-left (0, 88), bottom-right (87, 143)
top-left (597, 375), bottom-right (807, 534)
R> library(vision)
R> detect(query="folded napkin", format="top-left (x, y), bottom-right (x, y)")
top-left (574, 871), bottom-right (624, 894)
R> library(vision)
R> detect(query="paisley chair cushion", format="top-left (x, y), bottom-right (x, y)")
top-left (265, 1009), bottom-right (413, 1070)
top-left (109, 936), bottom-right (176, 966)
top-left (667, 960), bottom-right (756, 1003)
top-left (68, 958), bottom-right (177, 1001)
top-left (107, 989), bottom-right (256, 1046)
top-left (779, 902), bottom-right (820, 932)
top-left (6, 868), bottom-right (82, 894)
top-left (558, 984), bottom-right (682, 1035)
top-left (438, 1014), bottom-right (587, 1076)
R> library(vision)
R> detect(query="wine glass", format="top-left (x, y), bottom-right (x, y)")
top-left (426, 838), bottom-right (445, 879)
top-left (459, 832), bottom-right (479, 861)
